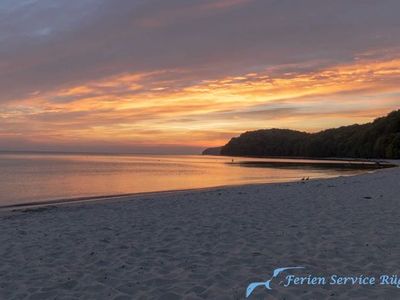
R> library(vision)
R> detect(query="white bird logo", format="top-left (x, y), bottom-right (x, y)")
top-left (246, 266), bottom-right (304, 298)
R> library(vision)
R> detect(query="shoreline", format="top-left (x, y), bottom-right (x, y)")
top-left (1, 162), bottom-right (396, 211)
top-left (0, 157), bottom-right (394, 210)
top-left (203, 153), bottom-right (397, 162)
top-left (1, 161), bottom-right (400, 299)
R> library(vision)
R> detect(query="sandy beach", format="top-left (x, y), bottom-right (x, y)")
top-left (1, 163), bottom-right (400, 299)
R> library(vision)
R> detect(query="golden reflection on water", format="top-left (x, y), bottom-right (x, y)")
top-left (0, 153), bottom-right (370, 206)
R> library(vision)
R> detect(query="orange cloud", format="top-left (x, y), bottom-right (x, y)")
top-left (1, 55), bottom-right (399, 149)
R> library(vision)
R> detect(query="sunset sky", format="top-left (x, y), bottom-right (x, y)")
top-left (0, 0), bottom-right (399, 153)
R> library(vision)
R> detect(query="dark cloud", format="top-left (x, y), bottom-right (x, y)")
top-left (1, 0), bottom-right (400, 102)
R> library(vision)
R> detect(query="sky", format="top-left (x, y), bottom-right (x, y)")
top-left (0, 0), bottom-right (399, 154)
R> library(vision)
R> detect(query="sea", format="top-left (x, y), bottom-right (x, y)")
top-left (0, 152), bottom-right (375, 207)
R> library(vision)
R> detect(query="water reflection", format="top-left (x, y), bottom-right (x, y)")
top-left (0, 152), bottom-right (385, 206)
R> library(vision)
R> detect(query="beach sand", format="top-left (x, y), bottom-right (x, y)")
top-left (1, 163), bottom-right (400, 299)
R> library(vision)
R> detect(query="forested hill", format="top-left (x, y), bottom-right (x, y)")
top-left (208, 110), bottom-right (400, 159)
top-left (202, 146), bottom-right (222, 155)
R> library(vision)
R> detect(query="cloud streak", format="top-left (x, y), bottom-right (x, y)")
top-left (1, 53), bottom-right (399, 151)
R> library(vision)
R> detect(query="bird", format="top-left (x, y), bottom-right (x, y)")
top-left (246, 266), bottom-right (304, 298)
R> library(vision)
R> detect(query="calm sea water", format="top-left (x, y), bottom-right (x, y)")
top-left (0, 152), bottom-right (372, 206)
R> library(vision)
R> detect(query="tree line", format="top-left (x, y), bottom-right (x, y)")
top-left (216, 110), bottom-right (400, 159)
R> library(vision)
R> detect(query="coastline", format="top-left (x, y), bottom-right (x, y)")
top-left (1, 162), bottom-right (400, 299)
top-left (1, 159), bottom-right (396, 211)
